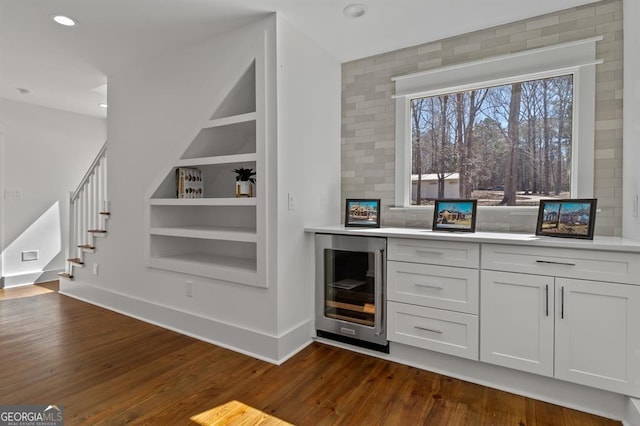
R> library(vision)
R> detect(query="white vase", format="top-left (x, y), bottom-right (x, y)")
top-left (236, 181), bottom-right (253, 197)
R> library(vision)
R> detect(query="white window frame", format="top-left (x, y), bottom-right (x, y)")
top-left (392, 37), bottom-right (603, 208)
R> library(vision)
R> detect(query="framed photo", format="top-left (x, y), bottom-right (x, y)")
top-left (345, 199), bottom-right (381, 228)
top-left (536, 199), bottom-right (597, 239)
top-left (432, 199), bottom-right (477, 232)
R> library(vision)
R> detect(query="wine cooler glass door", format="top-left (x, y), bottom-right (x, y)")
top-left (324, 249), bottom-right (376, 326)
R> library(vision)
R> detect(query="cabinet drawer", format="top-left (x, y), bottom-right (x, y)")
top-left (388, 238), bottom-right (479, 268)
top-left (387, 301), bottom-right (479, 360)
top-left (482, 244), bottom-right (640, 285)
top-left (387, 261), bottom-right (479, 314)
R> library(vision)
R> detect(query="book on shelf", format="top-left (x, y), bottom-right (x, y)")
top-left (176, 167), bottom-right (203, 198)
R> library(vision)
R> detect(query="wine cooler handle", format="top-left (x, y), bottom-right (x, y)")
top-left (374, 249), bottom-right (384, 336)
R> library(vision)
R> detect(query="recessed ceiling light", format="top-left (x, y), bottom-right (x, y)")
top-left (343, 3), bottom-right (368, 18)
top-left (16, 88), bottom-right (31, 95)
top-left (51, 15), bottom-right (78, 27)
top-left (98, 103), bottom-right (108, 109)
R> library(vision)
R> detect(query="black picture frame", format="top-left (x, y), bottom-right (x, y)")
top-left (432, 199), bottom-right (477, 232)
top-left (535, 198), bottom-right (597, 240)
top-left (345, 199), bottom-right (381, 228)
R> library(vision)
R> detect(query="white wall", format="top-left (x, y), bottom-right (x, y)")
top-left (623, 0), bottom-right (640, 240)
top-left (275, 16), bottom-right (341, 357)
top-left (60, 15), bottom-right (341, 363)
top-left (0, 99), bottom-right (106, 287)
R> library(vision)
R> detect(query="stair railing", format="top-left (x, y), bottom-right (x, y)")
top-left (65, 142), bottom-right (108, 275)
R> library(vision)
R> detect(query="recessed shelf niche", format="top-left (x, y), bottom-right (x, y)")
top-left (146, 58), bottom-right (264, 287)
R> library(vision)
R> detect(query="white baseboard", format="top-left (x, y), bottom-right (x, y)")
top-left (276, 320), bottom-right (314, 364)
top-left (2, 268), bottom-right (63, 288)
top-left (624, 398), bottom-right (640, 426)
top-left (59, 280), bottom-right (312, 364)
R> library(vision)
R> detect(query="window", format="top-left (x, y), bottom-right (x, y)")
top-left (410, 74), bottom-right (573, 206)
top-left (393, 37), bottom-right (601, 208)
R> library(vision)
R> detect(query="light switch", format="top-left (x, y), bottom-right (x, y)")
top-left (288, 192), bottom-right (295, 210)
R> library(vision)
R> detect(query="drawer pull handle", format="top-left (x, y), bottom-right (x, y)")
top-left (415, 250), bottom-right (444, 257)
top-left (414, 325), bottom-right (443, 334)
top-left (535, 260), bottom-right (576, 267)
top-left (414, 283), bottom-right (444, 291)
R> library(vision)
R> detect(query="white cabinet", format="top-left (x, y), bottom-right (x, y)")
top-left (480, 271), bottom-right (554, 377)
top-left (387, 238), bottom-right (480, 360)
top-left (387, 262), bottom-right (478, 314)
top-left (146, 60), bottom-right (266, 287)
top-left (387, 301), bottom-right (479, 360)
top-left (554, 278), bottom-right (640, 395)
top-left (482, 243), bottom-right (640, 285)
top-left (388, 238), bottom-right (479, 268)
top-left (481, 246), bottom-right (640, 397)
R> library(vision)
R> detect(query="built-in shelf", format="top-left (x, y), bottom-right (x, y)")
top-left (176, 153), bottom-right (257, 168)
top-left (149, 253), bottom-right (258, 286)
top-left (149, 198), bottom-right (256, 206)
top-left (146, 58), bottom-right (264, 286)
top-left (181, 119), bottom-right (256, 159)
top-left (204, 111), bottom-right (256, 129)
top-left (150, 225), bottom-right (257, 242)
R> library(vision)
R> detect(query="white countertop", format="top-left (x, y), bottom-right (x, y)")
top-left (304, 225), bottom-right (640, 253)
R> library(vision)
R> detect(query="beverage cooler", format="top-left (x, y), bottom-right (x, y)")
top-left (315, 234), bottom-right (388, 353)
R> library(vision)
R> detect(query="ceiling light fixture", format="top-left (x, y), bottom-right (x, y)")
top-left (51, 15), bottom-right (78, 27)
top-left (343, 3), bottom-right (368, 18)
top-left (98, 103), bottom-right (108, 109)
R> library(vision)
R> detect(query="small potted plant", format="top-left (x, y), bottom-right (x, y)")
top-left (233, 167), bottom-right (255, 197)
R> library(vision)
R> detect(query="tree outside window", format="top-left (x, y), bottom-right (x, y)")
top-left (410, 74), bottom-right (573, 206)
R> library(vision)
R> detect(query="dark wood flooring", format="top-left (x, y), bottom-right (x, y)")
top-left (0, 282), bottom-right (621, 425)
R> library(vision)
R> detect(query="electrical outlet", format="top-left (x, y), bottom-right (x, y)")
top-left (185, 280), bottom-right (193, 297)
top-left (93, 263), bottom-right (99, 275)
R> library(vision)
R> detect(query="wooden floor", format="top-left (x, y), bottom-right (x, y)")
top-left (0, 282), bottom-right (621, 426)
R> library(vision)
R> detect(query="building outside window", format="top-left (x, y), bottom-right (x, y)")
top-left (410, 74), bottom-right (574, 206)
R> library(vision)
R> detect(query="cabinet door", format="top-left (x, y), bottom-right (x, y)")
top-left (480, 271), bottom-right (554, 377)
top-left (555, 278), bottom-right (640, 396)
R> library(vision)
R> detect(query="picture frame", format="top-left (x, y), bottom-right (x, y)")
top-left (535, 198), bottom-right (597, 240)
top-left (345, 199), bottom-right (381, 228)
top-left (432, 199), bottom-right (477, 233)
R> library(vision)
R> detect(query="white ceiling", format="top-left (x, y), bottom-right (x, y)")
top-left (0, 0), bottom-right (600, 119)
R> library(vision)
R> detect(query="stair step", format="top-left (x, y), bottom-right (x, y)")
top-left (58, 272), bottom-right (74, 280)
top-left (67, 258), bottom-right (84, 266)
top-left (78, 244), bottom-right (96, 251)
top-left (87, 229), bottom-right (107, 234)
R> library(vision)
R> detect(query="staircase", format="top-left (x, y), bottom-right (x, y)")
top-left (59, 142), bottom-right (109, 280)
